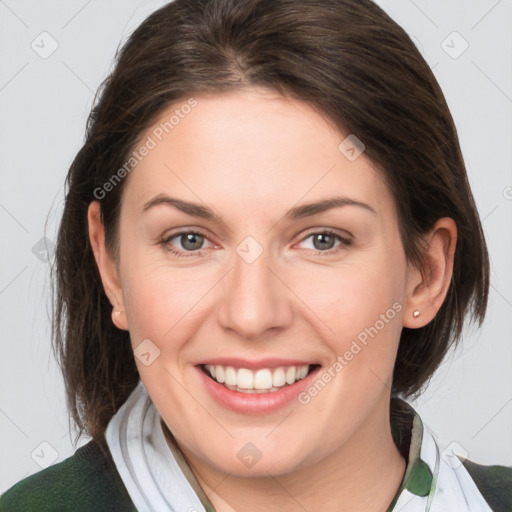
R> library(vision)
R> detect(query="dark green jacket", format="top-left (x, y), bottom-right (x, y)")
top-left (0, 437), bottom-right (136, 512)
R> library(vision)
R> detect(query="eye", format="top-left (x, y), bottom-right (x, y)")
top-left (160, 230), bottom-right (214, 257)
top-left (159, 228), bottom-right (352, 258)
top-left (297, 230), bottom-right (352, 255)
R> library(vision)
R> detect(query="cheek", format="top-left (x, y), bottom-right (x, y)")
top-left (118, 227), bottom-right (189, 335)
top-left (299, 246), bottom-right (406, 339)
top-left (122, 268), bottom-right (199, 344)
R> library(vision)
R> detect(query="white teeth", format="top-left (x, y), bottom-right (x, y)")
top-left (237, 368), bottom-right (254, 389)
top-left (215, 365), bottom-right (225, 383)
top-left (254, 369), bottom-right (273, 390)
top-left (224, 366), bottom-right (237, 386)
top-left (272, 368), bottom-right (286, 387)
top-left (204, 364), bottom-right (311, 392)
top-left (285, 367), bottom-right (296, 385)
top-left (297, 365), bottom-right (308, 380)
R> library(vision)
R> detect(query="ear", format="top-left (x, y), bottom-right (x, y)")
top-left (403, 217), bottom-right (457, 328)
top-left (87, 201), bottom-right (128, 330)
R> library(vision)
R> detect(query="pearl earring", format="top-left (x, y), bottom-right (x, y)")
top-left (413, 310), bottom-right (420, 318)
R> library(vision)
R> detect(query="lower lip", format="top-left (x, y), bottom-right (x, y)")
top-left (197, 365), bottom-right (321, 415)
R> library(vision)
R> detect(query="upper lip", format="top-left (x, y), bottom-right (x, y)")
top-left (197, 358), bottom-right (318, 370)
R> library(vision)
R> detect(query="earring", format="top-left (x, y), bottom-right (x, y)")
top-left (413, 310), bottom-right (420, 318)
top-left (112, 309), bottom-right (122, 325)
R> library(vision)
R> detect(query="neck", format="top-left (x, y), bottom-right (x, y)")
top-left (166, 397), bottom-right (407, 512)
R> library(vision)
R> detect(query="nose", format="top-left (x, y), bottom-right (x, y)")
top-left (216, 244), bottom-right (293, 341)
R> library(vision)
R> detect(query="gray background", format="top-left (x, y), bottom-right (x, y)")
top-left (1, 0), bottom-right (511, 493)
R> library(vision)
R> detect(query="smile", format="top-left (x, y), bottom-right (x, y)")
top-left (201, 364), bottom-right (317, 393)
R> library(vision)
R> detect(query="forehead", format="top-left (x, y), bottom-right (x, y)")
top-left (122, 88), bottom-right (395, 222)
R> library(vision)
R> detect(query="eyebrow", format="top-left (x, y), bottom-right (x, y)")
top-left (142, 194), bottom-right (377, 222)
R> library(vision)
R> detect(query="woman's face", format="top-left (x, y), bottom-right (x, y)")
top-left (103, 87), bottom-right (415, 477)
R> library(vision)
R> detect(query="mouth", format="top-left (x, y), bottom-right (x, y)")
top-left (200, 363), bottom-right (320, 394)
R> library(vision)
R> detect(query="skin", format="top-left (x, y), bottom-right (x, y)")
top-left (88, 87), bottom-right (456, 511)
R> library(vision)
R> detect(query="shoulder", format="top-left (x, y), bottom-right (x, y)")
top-left (0, 436), bottom-right (136, 512)
top-left (462, 458), bottom-right (512, 512)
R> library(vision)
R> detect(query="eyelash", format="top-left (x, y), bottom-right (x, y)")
top-left (159, 229), bottom-right (352, 258)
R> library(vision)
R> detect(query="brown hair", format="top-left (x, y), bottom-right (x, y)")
top-left (53, 0), bottom-right (489, 440)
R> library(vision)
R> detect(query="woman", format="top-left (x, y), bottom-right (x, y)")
top-left (1, 0), bottom-right (510, 510)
